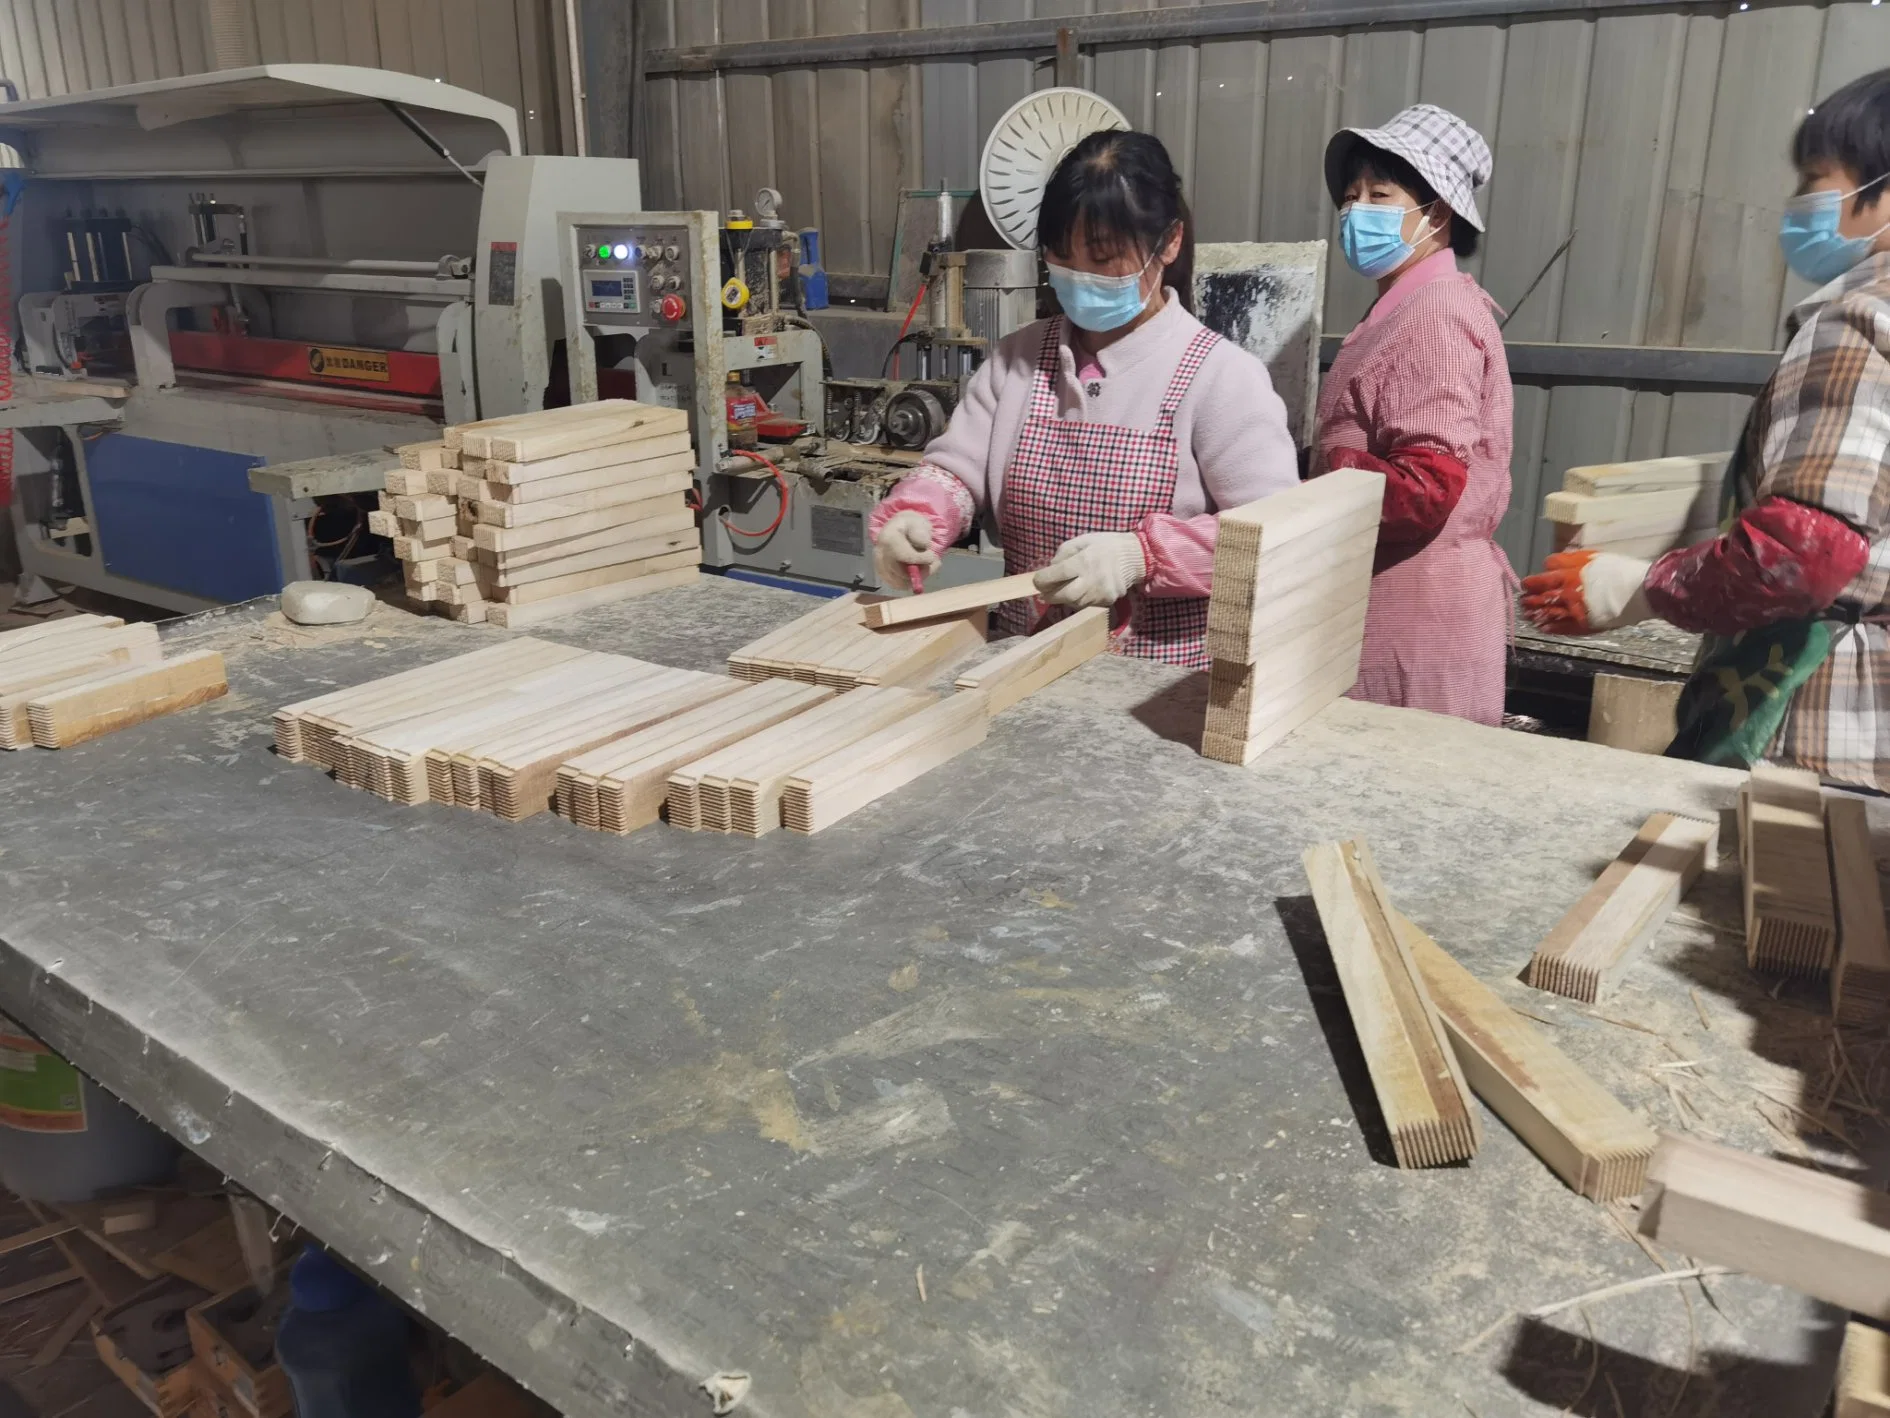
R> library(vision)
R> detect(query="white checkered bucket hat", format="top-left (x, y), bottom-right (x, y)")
top-left (1323, 103), bottom-right (1493, 232)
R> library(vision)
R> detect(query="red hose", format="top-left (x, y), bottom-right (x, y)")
top-left (718, 450), bottom-right (790, 539)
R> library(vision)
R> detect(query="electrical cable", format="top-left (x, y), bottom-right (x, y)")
top-left (718, 450), bottom-right (790, 540)
top-left (381, 100), bottom-right (484, 187)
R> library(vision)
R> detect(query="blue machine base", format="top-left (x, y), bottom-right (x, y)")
top-left (84, 434), bottom-right (282, 604)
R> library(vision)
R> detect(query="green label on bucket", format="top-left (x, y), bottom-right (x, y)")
top-left (0, 1015), bottom-right (85, 1133)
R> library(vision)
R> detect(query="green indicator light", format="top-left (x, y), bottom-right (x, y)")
top-left (595, 244), bottom-right (610, 259)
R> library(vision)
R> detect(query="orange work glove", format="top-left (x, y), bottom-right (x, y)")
top-left (1521, 550), bottom-right (1654, 635)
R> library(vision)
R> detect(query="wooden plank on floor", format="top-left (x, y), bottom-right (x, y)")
top-left (1523, 812), bottom-right (1717, 1003)
top-left (1400, 913), bottom-right (1655, 1201)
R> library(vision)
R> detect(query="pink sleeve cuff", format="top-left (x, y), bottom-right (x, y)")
top-left (1137, 512), bottom-right (1217, 598)
top-left (868, 466), bottom-right (975, 553)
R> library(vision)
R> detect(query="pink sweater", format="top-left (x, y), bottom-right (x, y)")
top-left (869, 290), bottom-right (1300, 596)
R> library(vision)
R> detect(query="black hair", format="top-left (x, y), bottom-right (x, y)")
top-left (1340, 143), bottom-right (1480, 259)
top-left (1038, 129), bottom-right (1195, 312)
top-left (1794, 68), bottom-right (1890, 214)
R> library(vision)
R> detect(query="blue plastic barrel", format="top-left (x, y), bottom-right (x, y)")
top-left (275, 1245), bottom-right (420, 1418)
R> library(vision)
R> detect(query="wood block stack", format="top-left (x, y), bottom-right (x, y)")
top-left (1546, 452), bottom-right (1728, 559)
top-left (1201, 468), bottom-right (1385, 766)
top-left (726, 591), bottom-right (987, 689)
top-left (782, 692), bottom-right (991, 835)
top-left (1740, 763), bottom-right (1837, 976)
top-left (0, 616), bottom-right (227, 749)
top-left (1302, 838), bottom-right (1480, 1168)
top-left (368, 441), bottom-right (481, 620)
top-left (450, 399), bottom-right (700, 629)
top-left (1522, 812), bottom-right (1717, 1003)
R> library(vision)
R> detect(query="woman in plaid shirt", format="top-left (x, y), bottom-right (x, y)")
top-left (1526, 68), bottom-right (1890, 792)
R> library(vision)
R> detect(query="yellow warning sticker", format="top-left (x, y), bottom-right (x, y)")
top-left (306, 344), bottom-right (391, 382)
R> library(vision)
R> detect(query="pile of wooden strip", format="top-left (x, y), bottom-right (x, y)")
top-left (1740, 763), bottom-right (1838, 976)
top-left (558, 680), bottom-right (836, 835)
top-left (667, 685), bottom-right (936, 835)
top-left (1522, 811), bottom-right (1718, 1003)
top-left (1545, 452), bottom-right (1728, 558)
top-left (451, 399), bottom-right (700, 629)
top-left (277, 641), bottom-right (732, 817)
top-left (782, 692), bottom-right (991, 835)
top-left (726, 591), bottom-right (987, 689)
top-left (1202, 468), bottom-right (1385, 766)
top-left (0, 616), bottom-right (227, 749)
top-left (368, 440), bottom-right (479, 620)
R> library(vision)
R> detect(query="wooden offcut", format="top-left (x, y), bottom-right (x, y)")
top-left (1301, 839), bottom-right (1480, 1168)
top-left (1839, 1321), bottom-right (1890, 1418)
top-left (781, 691), bottom-right (991, 835)
top-left (26, 651), bottom-right (228, 747)
top-left (1741, 764), bottom-right (1838, 976)
top-left (1202, 469), bottom-right (1385, 765)
top-left (1560, 452), bottom-right (1729, 499)
top-left (1639, 1132), bottom-right (1890, 1318)
top-left (952, 607), bottom-right (1109, 713)
top-left (1827, 794), bottom-right (1890, 1026)
top-left (859, 572), bottom-right (1041, 628)
top-left (1400, 914), bottom-right (1655, 1201)
top-left (1523, 812), bottom-right (1717, 1003)
top-left (1586, 673), bottom-right (1683, 755)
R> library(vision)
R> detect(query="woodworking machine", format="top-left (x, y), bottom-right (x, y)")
top-left (0, 65), bottom-right (641, 613)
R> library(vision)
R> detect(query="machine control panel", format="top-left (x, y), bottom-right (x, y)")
top-left (576, 225), bottom-right (694, 325)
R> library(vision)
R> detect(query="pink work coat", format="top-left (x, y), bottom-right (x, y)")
top-left (1315, 251), bottom-right (1515, 724)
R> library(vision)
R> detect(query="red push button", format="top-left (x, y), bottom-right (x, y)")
top-left (659, 293), bottom-right (687, 322)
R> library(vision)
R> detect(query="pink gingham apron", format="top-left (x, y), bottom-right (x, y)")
top-left (994, 316), bottom-right (1223, 667)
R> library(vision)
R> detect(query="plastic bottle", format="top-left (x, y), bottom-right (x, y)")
top-left (274, 1245), bottom-right (420, 1418)
top-left (725, 371), bottom-right (760, 450)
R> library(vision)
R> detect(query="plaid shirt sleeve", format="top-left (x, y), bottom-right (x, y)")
top-left (1755, 288), bottom-right (1890, 538)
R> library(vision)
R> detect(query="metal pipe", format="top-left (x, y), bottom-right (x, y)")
top-left (148, 264), bottom-right (473, 300)
top-left (645, 0), bottom-right (1744, 73)
top-left (186, 254), bottom-right (456, 275)
top-left (564, 0), bottom-right (589, 156)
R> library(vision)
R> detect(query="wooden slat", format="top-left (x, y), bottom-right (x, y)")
top-left (1401, 913), bottom-right (1655, 1201)
top-left (859, 572), bottom-right (1039, 628)
top-left (483, 454), bottom-right (696, 506)
top-left (1639, 1132), bottom-right (1890, 1317)
top-left (26, 651), bottom-right (227, 748)
top-left (1827, 794), bottom-right (1890, 1027)
top-left (1561, 453), bottom-right (1730, 498)
top-left (1302, 839), bottom-right (1480, 1168)
top-left (952, 607), bottom-right (1108, 714)
top-left (491, 548), bottom-right (701, 605)
top-left (473, 471), bottom-right (693, 526)
top-left (477, 431), bottom-right (692, 485)
top-left (1838, 1321), bottom-right (1890, 1418)
top-left (1523, 812), bottom-right (1716, 1003)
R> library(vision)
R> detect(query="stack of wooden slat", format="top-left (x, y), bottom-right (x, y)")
top-left (1545, 452), bottom-right (1728, 559)
top-left (558, 680), bottom-right (835, 835)
top-left (726, 591), bottom-right (987, 689)
top-left (274, 640), bottom-right (731, 820)
top-left (366, 441), bottom-right (481, 619)
top-left (450, 400), bottom-right (700, 629)
top-left (1740, 763), bottom-right (1838, 976)
top-left (0, 616), bottom-right (227, 749)
top-left (667, 685), bottom-right (936, 835)
top-left (1201, 468), bottom-right (1385, 766)
top-left (782, 691), bottom-right (991, 835)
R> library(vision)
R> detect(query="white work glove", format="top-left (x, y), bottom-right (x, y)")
top-left (873, 509), bottom-right (940, 589)
top-left (1034, 531), bottom-right (1147, 609)
top-left (1521, 550), bottom-right (1654, 634)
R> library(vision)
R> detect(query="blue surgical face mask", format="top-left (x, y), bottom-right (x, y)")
top-left (1045, 248), bottom-right (1161, 333)
top-left (1780, 175), bottom-right (1890, 286)
top-left (1339, 200), bottom-right (1440, 280)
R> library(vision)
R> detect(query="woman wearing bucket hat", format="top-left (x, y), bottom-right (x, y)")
top-left (1311, 104), bottom-right (1515, 725)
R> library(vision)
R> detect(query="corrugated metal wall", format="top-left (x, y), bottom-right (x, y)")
top-left (638, 0), bottom-right (1890, 570)
top-left (0, 0), bottom-right (577, 155)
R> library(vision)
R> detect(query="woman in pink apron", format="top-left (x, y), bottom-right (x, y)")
top-left (1313, 105), bottom-right (1515, 724)
top-left (868, 130), bottom-right (1299, 668)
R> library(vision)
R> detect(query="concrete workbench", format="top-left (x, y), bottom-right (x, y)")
top-left (0, 577), bottom-right (1872, 1417)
